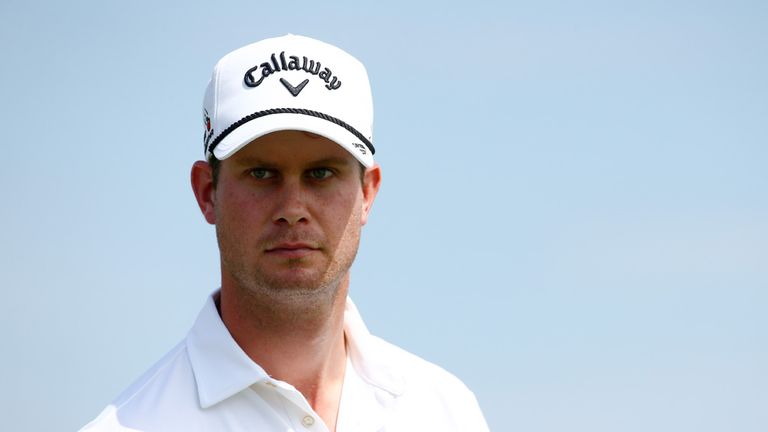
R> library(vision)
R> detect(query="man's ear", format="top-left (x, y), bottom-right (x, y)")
top-left (361, 163), bottom-right (382, 226)
top-left (191, 161), bottom-right (216, 225)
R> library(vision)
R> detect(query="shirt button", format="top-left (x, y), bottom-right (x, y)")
top-left (302, 415), bottom-right (315, 427)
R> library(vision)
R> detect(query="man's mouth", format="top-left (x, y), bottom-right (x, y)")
top-left (265, 242), bottom-right (319, 258)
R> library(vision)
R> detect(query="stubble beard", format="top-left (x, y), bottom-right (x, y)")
top-left (216, 224), bottom-right (361, 324)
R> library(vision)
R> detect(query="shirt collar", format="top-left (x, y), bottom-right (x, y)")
top-left (186, 292), bottom-right (271, 408)
top-left (343, 299), bottom-right (405, 397)
top-left (186, 291), bottom-right (405, 409)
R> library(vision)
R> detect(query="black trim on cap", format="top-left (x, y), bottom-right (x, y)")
top-left (207, 108), bottom-right (375, 156)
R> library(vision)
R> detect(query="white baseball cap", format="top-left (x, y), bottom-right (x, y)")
top-left (202, 34), bottom-right (375, 167)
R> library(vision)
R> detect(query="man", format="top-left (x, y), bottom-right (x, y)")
top-left (82, 34), bottom-right (489, 431)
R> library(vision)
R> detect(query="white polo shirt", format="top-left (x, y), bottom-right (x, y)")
top-left (81, 292), bottom-right (489, 431)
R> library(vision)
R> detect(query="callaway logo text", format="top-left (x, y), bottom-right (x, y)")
top-left (244, 52), bottom-right (342, 90)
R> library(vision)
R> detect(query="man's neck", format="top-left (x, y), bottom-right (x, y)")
top-left (218, 276), bottom-right (349, 431)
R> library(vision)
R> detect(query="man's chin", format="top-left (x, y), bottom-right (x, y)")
top-left (254, 268), bottom-right (332, 293)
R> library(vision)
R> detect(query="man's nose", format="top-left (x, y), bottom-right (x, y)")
top-left (273, 181), bottom-right (309, 226)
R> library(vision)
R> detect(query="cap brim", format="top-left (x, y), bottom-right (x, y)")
top-left (211, 114), bottom-right (374, 168)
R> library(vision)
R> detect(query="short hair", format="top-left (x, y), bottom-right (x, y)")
top-left (208, 155), bottom-right (223, 188)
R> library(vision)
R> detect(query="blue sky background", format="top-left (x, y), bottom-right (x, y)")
top-left (1, 0), bottom-right (766, 431)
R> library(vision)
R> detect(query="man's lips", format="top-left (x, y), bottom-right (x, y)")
top-left (265, 243), bottom-right (320, 258)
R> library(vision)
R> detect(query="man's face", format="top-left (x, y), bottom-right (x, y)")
top-left (202, 131), bottom-right (380, 302)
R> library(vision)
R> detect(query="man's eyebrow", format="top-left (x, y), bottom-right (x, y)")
top-left (233, 156), bottom-right (275, 167)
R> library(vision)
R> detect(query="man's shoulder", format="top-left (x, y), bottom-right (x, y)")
top-left (80, 340), bottom-right (194, 431)
top-left (345, 298), bottom-right (487, 429)
top-left (359, 334), bottom-right (490, 430)
top-left (368, 333), bottom-right (471, 391)
top-left (370, 335), bottom-right (471, 395)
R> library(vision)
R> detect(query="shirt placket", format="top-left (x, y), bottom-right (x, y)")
top-left (267, 379), bottom-right (330, 432)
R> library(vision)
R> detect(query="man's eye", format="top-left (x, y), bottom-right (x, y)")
top-left (249, 169), bottom-right (274, 179)
top-left (308, 168), bottom-right (333, 180)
